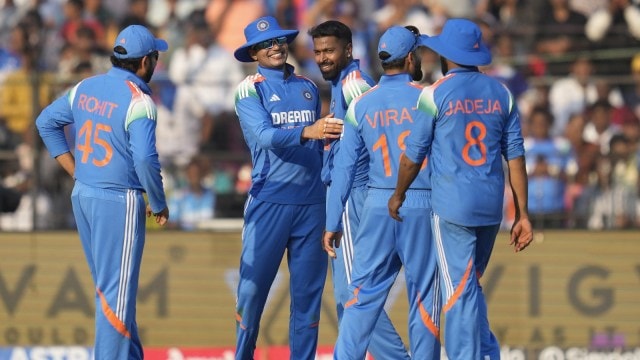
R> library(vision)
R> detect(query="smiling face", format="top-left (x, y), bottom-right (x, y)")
top-left (249, 38), bottom-right (289, 69)
top-left (313, 36), bottom-right (352, 81)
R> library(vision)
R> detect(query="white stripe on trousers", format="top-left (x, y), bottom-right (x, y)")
top-left (433, 213), bottom-right (455, 301)
top-left (116, 189), bottom-right (137, 321)
top-left (341, 200), bottom-right (355, 284)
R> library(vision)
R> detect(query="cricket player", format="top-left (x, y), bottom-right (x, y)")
top-left (325, 26), bottom-right (441, 359)
top-left (309, 20), bottom-right (411, 359)
top-left (389, 18), bottom-right (534, 360)
top-left (36, 25), bottom-right (170, 359)
top-left (232, 16), bottom-right (342, 360)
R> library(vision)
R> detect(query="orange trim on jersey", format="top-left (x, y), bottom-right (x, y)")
top-left (96, 287), bottom-right (131, 338)
top-left (408, 82), bottom-right (424, 90)
top-left (443, 259), bottom-right (473, 312)
top-left (430, 73), bottom-right (456, 91)
top-left (251, 74), bottom-right (266, 84)
top-left (125, 80), bottom-right (140, 96)
top-left (417, 293), bottom-right (441, 340)
top-left (341, 70), bottom-right (363, 85)
top-left (344, 286), bottom-right (361, 308)
top-left (235, 312), bottom-right (246, 330)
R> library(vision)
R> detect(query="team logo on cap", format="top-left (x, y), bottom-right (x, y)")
top-left (257, 20), bottom-right (270, 32)
top-left (119, 38), bottom-right (126, 44)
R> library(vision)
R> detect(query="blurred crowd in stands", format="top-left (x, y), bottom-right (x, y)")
top-left (1, 0), bottom-right (640, 231)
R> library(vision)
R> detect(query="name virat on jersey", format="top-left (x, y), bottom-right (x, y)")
top-left (365, 107), bottom-right (415, 128)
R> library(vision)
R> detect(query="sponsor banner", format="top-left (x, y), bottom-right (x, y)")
top-left (1, 231), bottom-right (639, 348)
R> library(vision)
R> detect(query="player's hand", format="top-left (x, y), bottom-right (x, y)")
top-left (147, 205), bottom-right (170, 226)
top-left (510, 217), bottom-right (533, 252)
top-left (303, 114), bottom-right (343, 140)
top-left (388, 193), bottom-right (405, 222)
top-left (323, 230), bottom-right (342, 258)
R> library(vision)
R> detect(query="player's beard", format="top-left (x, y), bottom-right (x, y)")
top-left (440, 56), bottom-right (449, 76)
top-left (411, 52), bottom-right (423, 82)
top-left (320, 57), bottom-right (347, 81)
top-left (142, 60), bottom-right (155, 83)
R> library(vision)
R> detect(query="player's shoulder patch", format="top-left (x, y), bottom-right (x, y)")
top-left (67, 81), bottom-right (84, 106)
top-left (417, 85), bottom-right (438, 117)
top-left (125, 80), bottom-right (157, 129)
top-left (499, 82), bottom-right (515, 112)
top-left (341, 70), bottom-right (373, 105)
top-left (235, 73), bottom-right (265, 100)
top-left (344, 95), bottom-right (362, 127)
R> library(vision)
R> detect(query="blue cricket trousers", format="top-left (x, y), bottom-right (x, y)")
top-left (330, 185), bottom-right (410, 359)
top-left (71, 181), bottom-right (145, 360)
top-left (432, 213), bottom-right (501, 360)
top-left (235, 196), bottom-right (327, 360)
top-left (335, 189), bottom-right (441, 360)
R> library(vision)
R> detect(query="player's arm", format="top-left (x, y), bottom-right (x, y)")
top-left (501, 87), bottom-right (532, 252)
top-left (324, 102), bottom-right (361, 258)
top-left (55, 152), bottom-right (75, 178)
top-left (127, 96), bottom-right (169, 225)
top-left (36, 89), bottom-right (77, 161)
top-left (389, 154), bottom-right (420, 222)
top-left (235, 78), bottom-right (341, 147)
top-left (389, 91), bottom-right (434, 221)
top-left (507, 156), bottom-right (532, 252)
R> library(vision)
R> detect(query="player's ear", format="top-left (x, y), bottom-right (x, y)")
top-left (249, 48), bottom-right (258, 61)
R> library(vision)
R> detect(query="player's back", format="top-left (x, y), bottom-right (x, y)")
top-left (70, 71), bottom-right (151, 191)
top-left (351, 73), bottom-right (430, 190)
top-left (420, 68), bottom-right (524, 226)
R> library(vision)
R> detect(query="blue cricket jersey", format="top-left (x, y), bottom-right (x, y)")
top-left (406, 67), bottom-right (525, 227)
top-left (234, 64), bottom-right (324, 205)
top-left (321, 59), bottom-right (375, 187)
top-left (326, 73), bottom-right (431, 230)
top-left (36, 67), bottom-right (167, 213)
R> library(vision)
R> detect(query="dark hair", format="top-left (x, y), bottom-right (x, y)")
top-left (110, 46), bottom-right (144, 72)
top-left (379, 55), bottom-right (406, 70)
top-left (308, 20), bottom-right (352, 45)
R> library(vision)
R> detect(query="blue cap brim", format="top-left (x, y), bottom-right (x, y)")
top-left (155, 38), bottom-right (169, 52)
top-left (422, 36), bottom-right (491, 66)
top-left (234, 30), bottom-right (299, 62)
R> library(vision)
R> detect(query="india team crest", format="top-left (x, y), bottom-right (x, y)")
top-left (303, 90), bottom-right (313, 100)
top-left (257, 20), bottom-right (270, 31)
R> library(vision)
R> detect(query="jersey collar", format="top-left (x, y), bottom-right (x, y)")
top-left (378, 72), bottom-right (413, 85)
top-left (108, 67), bottom-right (152, 94)
top-left (257, 63), bottom-right (295, 82)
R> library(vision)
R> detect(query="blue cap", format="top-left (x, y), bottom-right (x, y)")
top-left (377, 26), bottom-right (429, 64)
top-left (113, 25), bottom-right (168, 59)
top-left (234, 16), bottom-right (299, 63)
top-left (422, 18), bottom-right (491, 66)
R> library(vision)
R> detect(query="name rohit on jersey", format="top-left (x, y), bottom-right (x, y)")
top-left (77, 93), bottom-right (118, 118)
top-left (271, 110), bottom-right (316, 125)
